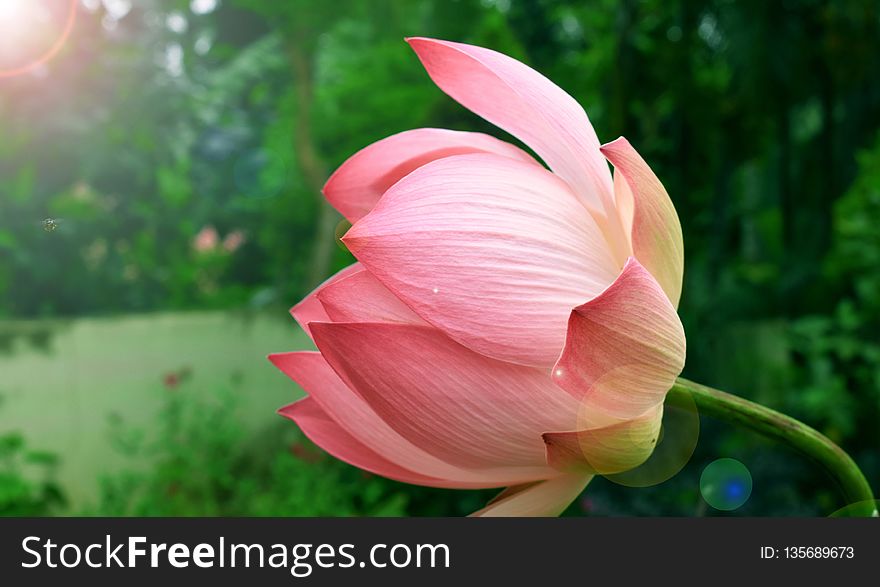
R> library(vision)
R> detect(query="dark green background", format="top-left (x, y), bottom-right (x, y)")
top-left (1, 0), bottom-right (878, 516)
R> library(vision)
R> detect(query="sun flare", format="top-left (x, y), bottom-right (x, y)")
top-left (0, 0), bottom-right (77, 78)
top-left (0, 0), bottom-right (34, 29)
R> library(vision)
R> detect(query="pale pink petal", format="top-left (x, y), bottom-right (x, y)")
top-left (344, 153), bottom-right (619, 367)
top-left (289, 263), bottom-right (363, 339)
top-left (324, 128), bottom-right (539, 222)
top-left (310, 321), bottom-right (580, 472)
top-left (270, 351), bottom-right (552, 487)
top-left (543, 403), bottom-right (663, 475)
top-left (469, 473), bottom-right (592, 517)
top-left (316, 269), bottom-right (425, 325)
top-left (407, 38), bottom-right (613, 220)
top-left (553, 257), bottom-right (686, 421)
top-left (612, 161), bottom-right (635, 243)
top-left (279, 397), bottom-right (451, 487)
top-left (601, 137), bottom-right (684, 307)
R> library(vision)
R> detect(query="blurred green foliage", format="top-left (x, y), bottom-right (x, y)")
top-left (0, 425), bottom-right (66, 515)
top-left (88, 383), bottom-right (410, 516)
top-left (84, 374), bottom-right (491, 517)
top-left (1, 0), bottom-right (879, 516)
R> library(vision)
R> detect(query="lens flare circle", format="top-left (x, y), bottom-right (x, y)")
top-left (699, 458), bottom-right (753, 511)
top-left (0, 0), bottom-right (78, 79)
top-left (604, 385), bottom-right (700, 488)
top-left (564, 368), bottom-right (700, 486)
top-left (829, 500), bottom-right (880, 518)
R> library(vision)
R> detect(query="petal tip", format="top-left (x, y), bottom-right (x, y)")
top-left (405, 36), bottom-right (430, 53)
top-left (406, 37), bottom-right (463, 63)
top-left (277, 402), bottom-right (298, 419)
top-left (405, 36), bottom-right (437, 47)
top-left (340, 224), bottom-right (368, 252)
top-left (599, 136), bottom-right (630, 155)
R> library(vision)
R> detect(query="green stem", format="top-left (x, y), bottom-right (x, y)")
top-left (669, 377), bottom-right (876, 517)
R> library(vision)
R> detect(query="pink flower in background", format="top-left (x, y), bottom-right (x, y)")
top-left (270, 38), bottom-right (686, 516)
top-left (223, 230), bottom-right (246, 253)
top-left (193, 225), bottom-right (219, 253)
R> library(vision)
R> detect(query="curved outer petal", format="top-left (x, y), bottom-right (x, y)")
top-left (601, 137), bottom-right (684, 307)
top-left (543, 403), bottom-right (663, 475)
top-left (324, 128), bottom-right (539, 222)
top-left (270, 351), bottom-right (550, 487)
top-left (310, 321), bottom-right (581, 472)
top-left (406, 38), bottom-right (613, 218)
top-left (280, 397), bottom-right (453, 487)
top-left (290, 263), bottom-right (363, 340)
top-left (344, 153), bottom-right (619, 367)
top-left (316, 269), bottom-right (425, 325)
top-left (469, 473), bottom-right (592, 517)
top-left (552, 257), bottom-right (686, 421)
top-left (612, 155), bottom-right (635, 238)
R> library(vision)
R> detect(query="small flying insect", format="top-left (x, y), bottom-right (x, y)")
top-left (38, 218), bottom-right (65, 233)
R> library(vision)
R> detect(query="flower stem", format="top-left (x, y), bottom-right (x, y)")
top-left (669, 377), bottom-right (876, 516)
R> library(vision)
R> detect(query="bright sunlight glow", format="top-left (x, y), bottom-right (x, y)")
top-left (0, 0), bottom-right (78, 78)
top-left (0, 0), bottom-right (40, 40)
top-left (0, 0), bottom-right (28, 22)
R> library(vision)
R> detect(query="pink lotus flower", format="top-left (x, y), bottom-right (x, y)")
top-left (270, 38), bottom-right (685, 516)
top-left (193, 225), bottom-right (219, 253)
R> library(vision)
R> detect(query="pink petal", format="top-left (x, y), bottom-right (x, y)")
top-left (279, 397), bottom-right (450, 487)
top-left (270, 351), bottom-right (551, 487)
top-left (316, 268), bottom-right (425, 325)
top-left (553, 257), bottom-right (686, 421)
top-left (407, 38), bottom-right (614, 221)
top-left (601, 137), bottom-right (684, 307)
top-left (543, 403), bottom-right (663, 475)
top-left (469, 473), bottom-right (592, 517)
top-left (324, 128), bottom-right (538, 222)
top-left (344, 153), bottom-right (619, 367)
top-left (290, 263), bottom-right (363, 340)
top-left (310, 321), bottom-right (580, 472)
top-left (612, 155), bottom-right (635, 238)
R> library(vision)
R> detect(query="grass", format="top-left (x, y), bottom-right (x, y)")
top-left (0, 310), bottom-right (310, 509)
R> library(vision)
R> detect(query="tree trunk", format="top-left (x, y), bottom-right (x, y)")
top-left (288, 44), bottom-right (339, 290)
